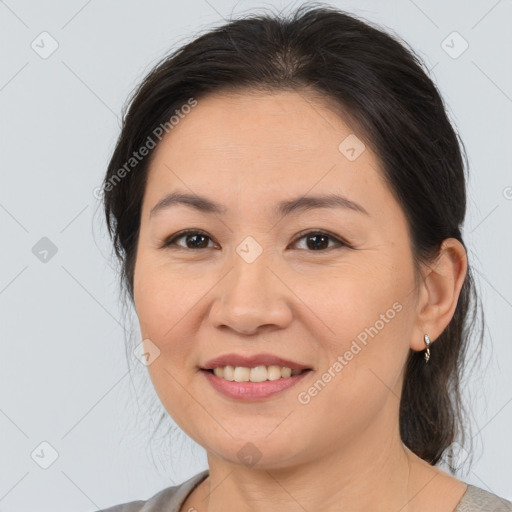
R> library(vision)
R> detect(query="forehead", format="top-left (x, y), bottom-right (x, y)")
top-left (153, 88), bottom-right (359, 156)
top-left (142, 89), bottom-right (390, 218)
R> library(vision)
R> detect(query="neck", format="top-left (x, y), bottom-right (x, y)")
top-left (188, 414), bottom-right (447, 512)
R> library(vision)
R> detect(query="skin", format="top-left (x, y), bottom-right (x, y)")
top-left (132, 89), bottom-right (469, 512)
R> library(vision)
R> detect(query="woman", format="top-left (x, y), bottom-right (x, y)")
top-left (97, 4), bottom-right (512, 511)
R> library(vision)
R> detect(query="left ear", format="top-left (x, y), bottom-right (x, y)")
top-left (410, 238), bottom-right (468, 351)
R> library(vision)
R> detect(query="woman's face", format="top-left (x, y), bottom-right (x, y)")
top-left (133, 89), bottom-right (425, 469)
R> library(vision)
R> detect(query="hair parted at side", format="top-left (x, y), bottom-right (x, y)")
top-left (102, 2), bottom-right (484, 468)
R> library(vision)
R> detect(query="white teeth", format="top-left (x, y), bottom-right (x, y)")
top-left (234, 366), bottom-right (250, 382)
top-left (213, 367), bottom-right (225, 378)
top-left (249, 366), bottom-right (268, 382)
top-left (210, 365), bottom-right (304, 382)
top-left (267, 365), bottom-right (282, 381)
top-left (281, 367), bottom-right (292, 378)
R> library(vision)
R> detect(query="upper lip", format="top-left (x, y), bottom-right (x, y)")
top-left (201, 353), bottom-right (312, 371)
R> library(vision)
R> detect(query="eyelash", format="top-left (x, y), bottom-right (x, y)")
top-left (161, 229), bottom-right (353, 252)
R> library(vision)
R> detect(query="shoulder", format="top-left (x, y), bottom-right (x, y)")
top-left (454, 484), bottom-right (512, 511)
top-left (92, 470), bottom-right (210, 512)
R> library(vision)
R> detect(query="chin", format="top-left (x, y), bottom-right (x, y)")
top-left (201, 429), bottom-right (312, 471)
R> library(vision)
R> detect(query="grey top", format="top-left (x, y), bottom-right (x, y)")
top-left (95, 470), bottom-right (512, 512)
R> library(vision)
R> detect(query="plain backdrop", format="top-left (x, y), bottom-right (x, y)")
top-left (1, 0), bottom-right (511, 510)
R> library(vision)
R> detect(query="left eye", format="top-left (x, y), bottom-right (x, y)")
top-left (161, 229), bottom-right (349, 251)
top-left (291, 230), bottom-right (348, 251)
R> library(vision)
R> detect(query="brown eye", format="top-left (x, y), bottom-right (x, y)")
top-left (162, 229), bottom-right (351, 252)
top-left (291, 230), bottom-right (349, 251)
top-left (162, 230), bottom-right (216, 250)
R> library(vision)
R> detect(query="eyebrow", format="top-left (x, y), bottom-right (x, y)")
top-left (149, 191), bottom-right (369, 218)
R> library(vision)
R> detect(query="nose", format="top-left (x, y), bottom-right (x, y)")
top-left (208, 248), bottom-right (293, 336)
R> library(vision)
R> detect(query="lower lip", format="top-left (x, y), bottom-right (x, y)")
top-left (201, 369), bottom-right (311, 400)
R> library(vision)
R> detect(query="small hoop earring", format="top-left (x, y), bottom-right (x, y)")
top-left (424, 334), bottom-right (431, 363)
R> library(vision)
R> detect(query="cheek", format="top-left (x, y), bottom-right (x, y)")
top-left (298, 258), bottom-right (405, 339)
top-left (301, 259), bottom-right (413, 393)
top-left (133, 263), bottom-right (200, 426)
top-left (134, 254), bottom-right (199, 342)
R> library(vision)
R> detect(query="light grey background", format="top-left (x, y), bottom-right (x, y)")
top-left (1, 0), bottom-right (511, 510)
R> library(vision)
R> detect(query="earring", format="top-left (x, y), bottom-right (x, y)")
top-left (424, 334), bottom-right (431, 363)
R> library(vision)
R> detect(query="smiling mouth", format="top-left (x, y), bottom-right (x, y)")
top-left (202, 366), bottom-right (312, 382)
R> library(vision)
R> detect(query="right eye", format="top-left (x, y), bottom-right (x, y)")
top-left (161, 229), bottom-right (218, 250)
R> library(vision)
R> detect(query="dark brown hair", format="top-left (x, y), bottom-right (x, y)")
top-left (101, 2), bottom-right (484, 468)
